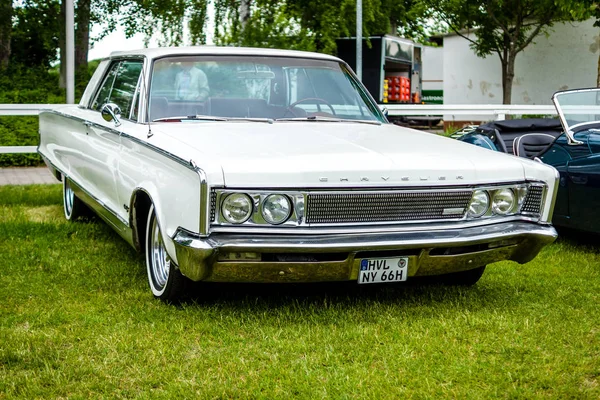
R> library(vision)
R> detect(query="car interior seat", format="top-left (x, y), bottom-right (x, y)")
top-left (513, 133), bottom-right (557, 159)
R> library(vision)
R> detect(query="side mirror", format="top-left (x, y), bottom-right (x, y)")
top-left (101, 103), bottom-right (122, 127)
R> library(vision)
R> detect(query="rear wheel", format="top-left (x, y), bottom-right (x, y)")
top-left (145, 204), bottom-right (188, 302)
top-left (438, 265), bottom-right (486, 286)
top-left (62, 177), bottom-right (87, 221)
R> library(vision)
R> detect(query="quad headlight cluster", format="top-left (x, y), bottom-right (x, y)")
top-left (217, 191), bottom-right (301, 226)
top-left (467, 184), bottom-right (532, 219)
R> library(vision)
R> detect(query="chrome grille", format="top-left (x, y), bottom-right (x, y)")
top-left (305, 190), bottom-right (473, 224)
top-left (522, 185), bottom-right (544, 215)
top-left (210, 190), bottom-right (217, 222)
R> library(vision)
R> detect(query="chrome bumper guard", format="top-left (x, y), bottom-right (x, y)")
top-left (172, 222), bottom-right (557, 283)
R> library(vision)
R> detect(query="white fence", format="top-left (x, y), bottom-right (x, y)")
top-left (0, 103), bottom-right (558, 154)
top-left (0, 104), bottom-right (66, 155)
top-left (384, 104), bottom-right (557, 121)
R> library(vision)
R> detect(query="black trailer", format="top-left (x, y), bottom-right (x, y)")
top-left (336, 35), bottom-right (422, 105)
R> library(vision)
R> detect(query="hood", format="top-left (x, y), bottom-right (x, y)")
top-left (153, 121), bottom-right (527, 188)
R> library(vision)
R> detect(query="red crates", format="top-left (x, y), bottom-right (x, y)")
top-left (385, 75), bottom-right (411, 102)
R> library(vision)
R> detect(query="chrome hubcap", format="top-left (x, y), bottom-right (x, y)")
top-left (64, 180), bottom-right (74, 216)
top-left (150, 216), bottom-right (170, 290)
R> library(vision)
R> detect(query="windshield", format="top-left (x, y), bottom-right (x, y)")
top-left (148, 55), bottom-right (385, 123)
top-left (553, 88), bottom-right (600, 132)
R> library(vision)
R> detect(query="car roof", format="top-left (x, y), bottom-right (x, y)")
top-left (108, 46), bottom-right (342, 63)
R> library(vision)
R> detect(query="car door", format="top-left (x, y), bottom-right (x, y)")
top-left (82, 59), bottom-right (144, 225)
top-left (539, 134), bottom-right (571, 222)
top-left (566, 130), bottom-right (600, 233)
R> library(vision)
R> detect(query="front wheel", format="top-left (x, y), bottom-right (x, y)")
top-left (145, 205), bottom-right (188, 302)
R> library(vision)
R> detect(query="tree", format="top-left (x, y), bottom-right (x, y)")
top-left (10, 0), bottom-right (61, 67)
top-left (75, 0), bottom-right (91, 73)
top-left (425, 0), bottom-right (588, 104)
top-left (213, 0), bottom-right (430, 54)
top-left (0, 0), bottom-right (12, 68)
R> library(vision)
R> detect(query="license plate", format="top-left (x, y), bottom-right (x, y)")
top-left (358, 257), bottom-right (408, 284)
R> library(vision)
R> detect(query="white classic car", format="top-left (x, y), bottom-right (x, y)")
top-left (39, 47), bottom-right (559, 301)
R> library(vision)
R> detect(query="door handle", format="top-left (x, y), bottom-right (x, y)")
top-left (570, 174), bottom-right (588, 185)
top-left (83, 121), bottom-right (92, 127)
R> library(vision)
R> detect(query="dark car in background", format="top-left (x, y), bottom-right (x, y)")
top-left (458, 88), bottom-right (600, 234)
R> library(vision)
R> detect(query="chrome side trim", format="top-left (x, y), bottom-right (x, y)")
top-left (546, 167), bottom-right (560, 221)
top-left (195, 167), bottom-right (210, 236)
top-left (36, 153), bottom-right (129, 228)
top-left (44, 109), bottom-right (197, 171)
top-left (37, 152), bottom-right (61, 182)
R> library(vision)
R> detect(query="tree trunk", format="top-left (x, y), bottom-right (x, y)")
top-left (75, 0), bottom-right (91, 74)
top-left (0, 0), bottom-right (12, 69)
top-left (500, 50), bottom-right (516, 105)
top-left (389, 19), bottom-right (398, 35)
top-left (597, 51), bottom-right (600, 87)
top-left (240, 0), bottom-right (251, 30)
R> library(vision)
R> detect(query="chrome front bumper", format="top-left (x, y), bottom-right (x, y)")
top-left (172, 221), bottom-right (557, 283)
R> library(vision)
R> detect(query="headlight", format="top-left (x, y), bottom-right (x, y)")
top-left (492, 188), bottom-right (515, 215)
top-left (262, 194), bottom-right (292, 224)
top-left (468, 190), bottom-right (489, 218)
top-left (222, 193), bottom-right (253, 224)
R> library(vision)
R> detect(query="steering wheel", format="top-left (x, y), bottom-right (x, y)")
top-left (285, 97), bottom-right (336, 117)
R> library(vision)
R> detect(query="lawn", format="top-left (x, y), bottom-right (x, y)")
top-left (1, 184), bottom-right (599, 398)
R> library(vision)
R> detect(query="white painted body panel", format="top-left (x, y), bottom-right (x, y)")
top-left (152, 121), bottom-right (531, 188)
top-left (39, 106), bottom-right (203, 255)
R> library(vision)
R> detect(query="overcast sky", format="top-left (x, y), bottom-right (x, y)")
top-left (88, 28), bottom-right (146, 60)
top-left (88, 4), bottom-right (216, 60)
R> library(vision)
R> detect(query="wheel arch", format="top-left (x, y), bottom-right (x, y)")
top-left (130, 188), bottom-right (154, 253)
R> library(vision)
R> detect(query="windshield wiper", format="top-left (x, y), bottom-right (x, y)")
top-left (153, 115), bottom-right (274, 123)
top-left (153, 115), bottom-right (228, 122)
top-left (275, 116), bottom-right (381, 125)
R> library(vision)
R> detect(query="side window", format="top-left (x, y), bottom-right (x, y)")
top-left (92, 60), bottom-right (143, 120)
top-left (92, 62), bottom-right (120, 111)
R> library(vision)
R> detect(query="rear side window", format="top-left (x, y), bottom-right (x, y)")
top-left (92, 60), bottom-right (143, 120)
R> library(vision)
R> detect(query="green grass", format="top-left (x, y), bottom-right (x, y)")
top-left (1, 185), bottom-right (599, 398)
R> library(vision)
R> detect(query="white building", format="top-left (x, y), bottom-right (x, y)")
top-left (438, 19), bottom-right (598, 122)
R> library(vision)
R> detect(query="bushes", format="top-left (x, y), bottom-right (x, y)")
top-left (0, 116), bottom-right (42, 166)
top-left (0, 63), bottom-right (96, 167)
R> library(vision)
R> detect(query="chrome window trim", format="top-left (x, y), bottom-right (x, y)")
top-left (88, 56), bottom-right (147, 123)
top-left (144, 54), bottom-right (387, 124)
top-left (91, 60), bottom-right (121, 111)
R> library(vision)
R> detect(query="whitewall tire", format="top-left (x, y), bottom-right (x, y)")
top-left (145, 204), bottom-right (188, 302)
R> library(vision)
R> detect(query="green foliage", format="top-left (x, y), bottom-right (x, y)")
top-left (10, 0), bottom-right (61, 68)
top-left (214, 0), bottom-right (431, 54)
top-left (1, 185), bottom-right (600, 397)
top-left (0, 62), bottom-right (99, 167)
top-left (0, 117), bottom-right (42, 167)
